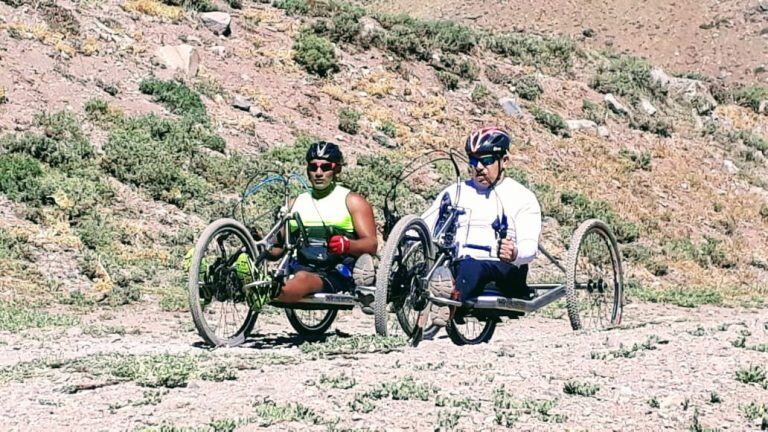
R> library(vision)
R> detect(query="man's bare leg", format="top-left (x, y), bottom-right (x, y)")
top-left (276, 271), bottom-right (324, 303)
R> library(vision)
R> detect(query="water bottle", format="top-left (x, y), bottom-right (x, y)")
top-left (335, 263), bottom-right (352, 279)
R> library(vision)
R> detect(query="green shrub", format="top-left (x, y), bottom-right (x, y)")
top-left (40, 168), bottom-right (114, 220)
top-left (485, 64), bottom-right (514, 85)
top-left (530, 106), bottom-right (569, 137)
top-left (547, 190), bottom-right (640, 243)
top-left (629, 114), bottom-right (673, 137)
top-left (513, 75), bottom-right (543, 101)
top-left (563, 381), bottom-right (599, 397)
top-left (590, 54), bottom-right (665, 101)
top-left (102, 115), bottom-right (211, 208)
top-left (714, 85), bottom-right (768, 114)
top-left (471, 84), bottom-right (494, 107)
top-left (73, 212), bottom-right (115, 250)
top-left (582, 99), bottom-right (607, 125)
top-left (139, 79), bottom-right (207, 121)
top-left (485, 33), bottom-right (575, 73)
top-left (160, 0), bottom-right (215, 12)
top-left (0, 153), bottom-right (46, 205)
top-left (338, 107), bottom-right (361, 134)
top-left (377, 121), bottom-right (397, 138)
top-left (293, 32), bottom-right (339, 77)
top-left (619, 149), bottom-right (652, 171)
top-left (273, 0), bottom-right (310, 15)
top-left (436, 70), bottom-right (460, 90)
top-left (343, 154), bottom-right (405, 211)
top-left (310, 5), bottom-right (365, 44)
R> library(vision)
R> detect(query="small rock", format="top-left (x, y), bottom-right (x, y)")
top-left (582, 28), bottom-right (596, 37)
top-left (759, 1), bottom-right (768, 12)
top-left (200, 12), bottom-right (231, 37)
top-left (753, 150), bottom-right (766, 163)
top-left (373, 132), bottom-right (397, 149)
top-left (723, 159), bottom-right (739, 174)
top-left (179, 34), bottom-right (202, 45)
top-left (499, 97), bottom-right (524, 117)
top-left (566, 119), bottom-right (597, 132)
top-left (213, 94), bottom-right (225, 104)
top-left (232, 95), bottom-right (251, 111)
top-left (640, 98), bottom-right (657, 116)
top-left (210, 46), bottom-right (227, 57)
top-left (604, 94), bottom-right (630, 116)
top-left (154, 45), bottom-right (200, 77)
top-left (597, 126), bottom-right (611, 138)
top-left (358, 16), bottom-right (384, 46)
top-left (248, 105), bottom-right (262, 116)
top-left (759, 100), bottom-right (768, 114)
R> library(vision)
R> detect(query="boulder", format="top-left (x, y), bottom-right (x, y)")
top-left (650, 67), bottom-right (717, 112)
top-left (604, 93), bottom-right (630, 116)
top-left (154, 45), bottom-right (200, 76)
top-left (232, 95), bottom-right (251, 111)
top-left (200, 12), bottom-right (231, 37)
top-left (359, 17), bottom-right (384, 46)
top-left (640, 98), bottom-right (657, 116)
top-left (566, 119), bottom-right (598, 132)
top-left (499, 97), bottom-right (524, 117)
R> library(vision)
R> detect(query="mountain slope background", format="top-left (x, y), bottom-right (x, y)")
top-left (0, 0), bottom-right (767, 429)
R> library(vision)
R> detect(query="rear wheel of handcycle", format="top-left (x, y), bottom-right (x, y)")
top-left (446, 315), bottom-right (496, 345)
top-left (285, 309), bottom-right (337, 338)
top-left (565, 219), bottom-right (624, 331)
top-left (374, 215), bottom-right (439, 342)
top-left (188, 218), bottom-right (261, 347)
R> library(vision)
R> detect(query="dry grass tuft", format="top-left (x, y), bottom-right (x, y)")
top-left (121, 0), bottom-right (184, 21)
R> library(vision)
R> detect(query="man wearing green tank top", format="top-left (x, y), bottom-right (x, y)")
top-left (268, 141), bottom-right (378, 303)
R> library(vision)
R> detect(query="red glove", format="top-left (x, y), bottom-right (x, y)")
top-left (328, 235), bottom-right (350, 255)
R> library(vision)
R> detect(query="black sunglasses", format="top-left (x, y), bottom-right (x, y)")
top-left (469, 155), bottom-right (500, 167)
top-left (307, 161), bottom-right (337, 172)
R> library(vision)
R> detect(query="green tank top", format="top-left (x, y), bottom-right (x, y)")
top-left (288, 185), bottom-right (356, 241)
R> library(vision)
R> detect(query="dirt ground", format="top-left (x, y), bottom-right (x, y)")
top-left (0, 302), bottom-right (766, 431)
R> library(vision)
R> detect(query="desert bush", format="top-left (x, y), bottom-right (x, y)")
top-left (273, 0), bottom-right (310, 15)
top-left (0, 302), bottom-right (79, 333)
top-left (513, 75), bottom-right (543, 101)
top-left (630, 114), bottom-right (674, 137)
top-left (0, 153), bottom-right (46, 205)
top-left (160, 0), bottom-right (215, 12)
top-left (582, 99), bottom-right (607, 125)
top-left (530, 106), bottom-right (569, 137)
top-left (436, 70), bottom-right (460, 90)
top-left (485, 33), bottom-right (575, 73)
top-left (102, 115), bottom-right (211, 208)
top-left (590, 54), bottom-right (665, 101)
top-left (619, 148), bottom-right (652, 171)
top-left (293, 32), bottom-right (339, 77)
top-left (713, 84), bottom-right (768, 114)
top-left (563, 381), bottom-right (599, 397)
top-left (338, 107), bottom-right (361, 134)
top-left (139, 79), bottom-right (207, 121)
top-left (543, 189), bottom-right (639, 243)
top-left (377, 121), bottom-right (397, 138)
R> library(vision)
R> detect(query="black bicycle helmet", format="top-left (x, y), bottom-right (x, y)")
top-left (305, 141), bottom-right (343, 163)
top-left (464, 127), bottom-right (511, 156)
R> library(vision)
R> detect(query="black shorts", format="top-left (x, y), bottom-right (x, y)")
top-left (288, 260), bottom-right (355, 294)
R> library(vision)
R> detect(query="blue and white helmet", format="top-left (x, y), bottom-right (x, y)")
top-left (464, 127), bottom-right (511, 156)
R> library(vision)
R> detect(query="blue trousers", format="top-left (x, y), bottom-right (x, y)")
top-left (451, 258), bottom-right (529, 301)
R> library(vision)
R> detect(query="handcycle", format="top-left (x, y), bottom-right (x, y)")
top-left (373, 150), bottom-right (625, 346)
top-left (186, 173), bottom-right (376, 347)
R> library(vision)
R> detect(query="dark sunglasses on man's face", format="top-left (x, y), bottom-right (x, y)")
top-left (307, 161), bottom-right (337, 172)
top-left (469, 155), bottom-right (499, 168)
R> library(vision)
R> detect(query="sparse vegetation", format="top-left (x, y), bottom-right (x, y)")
top-left (736, 364), bottom-right (767, 388)
top-left (0, 302), bottom-right (79, 332)
top-left (590, 335), bottom-right (661, 359)
top-left (350, 376), bottom-right (438, 413)
top-left (713, 84), bottom-right (768, 114)
top-left (563, 380), bottom-right (599, 397)
top-left (300, 334), bottom-right (407, 359)
top-left (619, 148), bottom-right (652, 171)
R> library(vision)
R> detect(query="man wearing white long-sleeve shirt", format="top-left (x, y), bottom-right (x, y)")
top-left (421, 127), bottom-right (542, 311)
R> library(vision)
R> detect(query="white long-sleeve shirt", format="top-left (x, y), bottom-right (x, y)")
top-left (420, 177), bottom-right (542, 266)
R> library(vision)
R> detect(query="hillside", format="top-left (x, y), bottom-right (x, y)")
top-left (366, 0), bottom-right (768, 85)
top-left (0, 0), bottom-right (767, 429)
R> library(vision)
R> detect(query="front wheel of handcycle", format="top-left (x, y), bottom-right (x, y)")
top-left (565, 218), bottom-right (624, 331)
top-left (188, 218), bottom-right (262, 347)
top-left (446, 316), bottom-right (496, 345)
top-left (285, 309), bottom-right (337, 338)
top-left (374, 215), bottom-right (438, 343)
